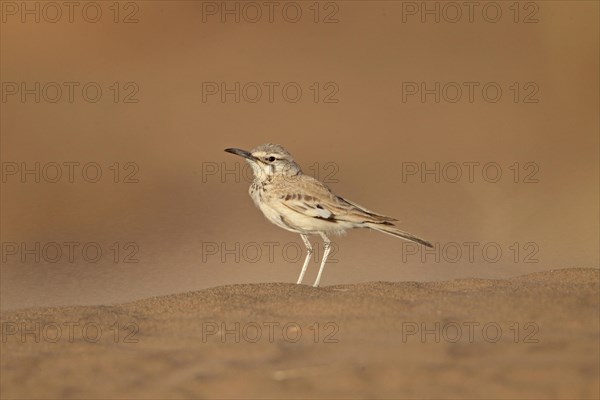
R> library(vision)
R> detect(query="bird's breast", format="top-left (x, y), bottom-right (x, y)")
top-left (249, 180), bottom-right (270, 208)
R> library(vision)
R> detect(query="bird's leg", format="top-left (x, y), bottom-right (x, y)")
top-left (313, 232), bottom-right (331, 288)
top-left (296, 234), bottom-right (313, 284)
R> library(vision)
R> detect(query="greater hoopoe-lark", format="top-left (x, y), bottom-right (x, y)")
top-left (225, 143), bottom-right (433, 287)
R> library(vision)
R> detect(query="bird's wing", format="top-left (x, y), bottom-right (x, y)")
top-left (276, 186), bottom-right (339, 221)
top-left (334, 195), bottom-right (398, 222)
top-left (275, 176), bottom-right (397, 223)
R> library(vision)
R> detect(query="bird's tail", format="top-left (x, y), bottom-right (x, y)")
top-left (366, 222), bottom-right (433, 248)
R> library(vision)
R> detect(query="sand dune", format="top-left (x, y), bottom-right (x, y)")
top-left (1, 267), bottom-right (598, 399)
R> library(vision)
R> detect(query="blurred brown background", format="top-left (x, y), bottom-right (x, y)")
top-left (1, 1), bottom-right (598, 309)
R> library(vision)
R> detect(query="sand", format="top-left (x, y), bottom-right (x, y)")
top-left (1, 267), bottom-right (598, 399)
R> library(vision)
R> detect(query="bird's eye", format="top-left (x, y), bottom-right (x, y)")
top-left (268, 156), bottom-right (276, 162)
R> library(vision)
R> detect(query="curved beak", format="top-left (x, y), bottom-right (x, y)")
top-left (224, 148), bottom-right (258, 162)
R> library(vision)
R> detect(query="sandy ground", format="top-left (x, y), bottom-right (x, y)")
top-left (1, 267), bottom-right (598, 399)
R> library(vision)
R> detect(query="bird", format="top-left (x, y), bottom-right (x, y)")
top-left (224, 143), bottom-right (433, 287)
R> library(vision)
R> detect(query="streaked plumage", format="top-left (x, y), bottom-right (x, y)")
top-left (225, 143), bottom-right (432, 287)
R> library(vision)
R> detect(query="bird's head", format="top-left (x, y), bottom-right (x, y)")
top-left (225, 143), bottom-right (301, 180)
